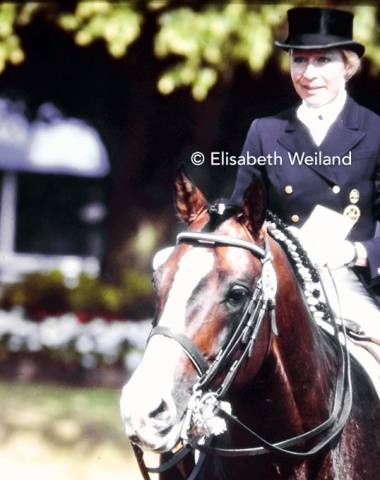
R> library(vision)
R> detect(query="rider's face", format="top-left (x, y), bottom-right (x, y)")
top-left (290, 49), bottom-right (348, 107)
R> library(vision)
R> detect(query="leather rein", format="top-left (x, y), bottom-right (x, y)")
top-left (134, 230), bottom-right (352, 479)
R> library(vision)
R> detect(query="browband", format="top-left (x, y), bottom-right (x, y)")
top-left (176, 232), bottom-right (270, 262)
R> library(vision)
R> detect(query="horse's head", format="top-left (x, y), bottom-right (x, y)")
top-left (120, 168), bottom-right (275, 452)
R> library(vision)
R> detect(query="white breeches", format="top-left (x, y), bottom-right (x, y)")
top-left (320, 266), bottom-right (380, 399)
top-left (325, 266), bottom-right (380, 339)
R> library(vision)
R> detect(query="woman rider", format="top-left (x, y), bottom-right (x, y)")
top-left (230, 7), bottom-right (380, 336)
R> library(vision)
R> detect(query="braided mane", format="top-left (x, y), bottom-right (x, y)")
top-left (266, 211), bottom-right (331, 322)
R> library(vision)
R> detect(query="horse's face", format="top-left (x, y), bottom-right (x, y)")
top-left (120, 169), bottom-right (267, 452)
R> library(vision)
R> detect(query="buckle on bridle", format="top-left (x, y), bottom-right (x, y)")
top-left (181, 389), bottom-right (232, 440)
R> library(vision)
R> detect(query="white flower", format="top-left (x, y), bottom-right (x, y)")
top-left (0, 309), bottom-right (150, 372)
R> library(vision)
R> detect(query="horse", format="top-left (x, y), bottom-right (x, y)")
top-left (120, 168), bottom-right (380, 479)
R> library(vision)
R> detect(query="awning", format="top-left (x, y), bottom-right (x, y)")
top-left (0, 99), bottom-right (110, 177)
top-left (0, 98), bottom-right (110, 261)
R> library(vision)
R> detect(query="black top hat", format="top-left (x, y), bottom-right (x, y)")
top-left (275, 7), bottom-right (365, 58)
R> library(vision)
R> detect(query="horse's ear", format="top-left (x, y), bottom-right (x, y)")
top-left (174, 166), bottom-right (208, 223)
top-left (241, 177), bottom-right (266, 240)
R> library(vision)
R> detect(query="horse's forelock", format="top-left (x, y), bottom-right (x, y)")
top-left (203, 200), bottom-right (242, 232)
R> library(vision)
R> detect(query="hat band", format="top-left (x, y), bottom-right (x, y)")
top-left (275, 33), bottom-right (365, 57)
top-left (286, 33), bottom-right (353, 47)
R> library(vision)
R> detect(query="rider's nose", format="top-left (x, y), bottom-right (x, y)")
top-left (303, 62), bottom-right (318, 80)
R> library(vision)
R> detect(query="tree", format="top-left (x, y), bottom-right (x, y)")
top-left (2, 2), bottom-right (379, 98)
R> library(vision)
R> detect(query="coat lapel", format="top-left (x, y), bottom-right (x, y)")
top-left (277, 97), bottom-right (365, 184)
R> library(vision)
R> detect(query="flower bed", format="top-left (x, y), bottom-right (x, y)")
top-left (0, 308), bottom-right (151, 386)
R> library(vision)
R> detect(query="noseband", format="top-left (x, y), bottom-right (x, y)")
top-left (142, 229), bottom-right (352, 478)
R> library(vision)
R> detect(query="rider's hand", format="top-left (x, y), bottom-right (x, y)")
top-left (318, 240), bottom-right (357, 270)
top-left (308, 240), bottom-right (369, 270)
top-left (287, 227), bottom-right (362, 270)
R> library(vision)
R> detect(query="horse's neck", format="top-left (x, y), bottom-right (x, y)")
top-left (257, 240), bottom-right (337, 438)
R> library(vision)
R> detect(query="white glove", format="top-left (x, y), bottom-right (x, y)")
top-left (316, 240), bottom-right (357, 270)
top-left (287, 227), bottom-right (356, 270)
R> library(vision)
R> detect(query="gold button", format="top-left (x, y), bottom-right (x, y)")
top-left (291, 215), bottom-right (300, 223)
top-left (332, 185), bottom-right (340, 194)
top-left (349, 189), bottom-right (360, 204)
top-left (284, 185), bottom-right (293, 194)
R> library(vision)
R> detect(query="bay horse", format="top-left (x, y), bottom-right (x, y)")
top-left (120, 168), bottom-right (380, 479)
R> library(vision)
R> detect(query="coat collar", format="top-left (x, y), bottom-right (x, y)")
top-left (278, 96), bottom-right (365, 183)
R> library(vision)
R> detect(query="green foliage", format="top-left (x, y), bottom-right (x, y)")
top-left (0, 3), bottom-right (28, 72)
top-left (68, 272), bottom-right (124, 314)
top-left (352, 5), bottom-right (380, 74)
top-left (0, 2), bottom-right (379, 99)
top-left (2, 270), bottom-right (69, 315)
top-left (56, 2), bottom-right (380, 99)
top-left (68, 268), bottom-right (153, 316)
top-left (121, 267), bottom-right (153, 305)
top-left (58, 2), bottom-right (143, 57)
top-left (1, 268), bottom-right (153, 319)
top-left (156, 4), bottom-right (288, 100)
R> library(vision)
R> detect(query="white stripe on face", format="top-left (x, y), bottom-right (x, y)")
top-left (159, 247), bottom-right (215, 331)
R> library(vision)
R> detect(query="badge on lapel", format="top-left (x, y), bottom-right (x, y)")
top-left (343, 189), bottom-right (361, 222)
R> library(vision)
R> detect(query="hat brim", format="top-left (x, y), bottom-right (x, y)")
top-left (274, 39), bottom-right (365, 58)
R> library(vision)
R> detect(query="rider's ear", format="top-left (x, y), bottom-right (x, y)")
top-left (241, 177), bottom-right (266, 241)
top-left (174, 165), bottom-right (208, 223)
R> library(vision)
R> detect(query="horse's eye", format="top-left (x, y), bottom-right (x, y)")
top-left (227, 286), bottom-right (250, 306)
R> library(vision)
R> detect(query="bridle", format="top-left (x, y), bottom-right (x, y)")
top-left (134, 229), bottom-right (352, 479)
top-left (150, 231), bottom-right (278, 390)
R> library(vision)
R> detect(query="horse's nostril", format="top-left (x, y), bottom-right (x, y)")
top-left (149, 399), bottom-right (170, 419)
top-left (129, 435), bottom-right (141, 444)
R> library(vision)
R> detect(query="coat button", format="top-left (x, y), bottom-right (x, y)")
top-left (284, 185), bottom-right (293, 194)
top-left (291, 214), bottom-right (300, 223)
top-left (377, 267), bottom-right (380, 276)
top-left (332, 185), bottom-right (340, 194)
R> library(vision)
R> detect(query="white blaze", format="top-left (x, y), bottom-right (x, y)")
top-left (120, 247), bottom-right (216, 451)
top-left (159, 247), bottom-right (215, 331)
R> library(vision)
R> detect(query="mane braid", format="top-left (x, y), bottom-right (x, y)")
top-left (266, 211), bottom-right (331, 322)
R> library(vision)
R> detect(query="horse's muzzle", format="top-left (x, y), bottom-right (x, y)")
top-left (120, 380), bottom-right (184, 452)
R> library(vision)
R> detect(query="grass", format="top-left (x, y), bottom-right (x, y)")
top-left (0, 381), bottom-right (159, 480)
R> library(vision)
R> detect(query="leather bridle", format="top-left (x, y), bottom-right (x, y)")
top-left (150, 231), bottom-right (278, 392)
top-left (136, 230), bottom-right (352, 478)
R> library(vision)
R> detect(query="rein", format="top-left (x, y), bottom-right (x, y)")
top-left (134, 222), bottom-right (352, 479)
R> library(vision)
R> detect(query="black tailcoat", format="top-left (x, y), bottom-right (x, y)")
top-left (231, 96), bottom-right (380, 304)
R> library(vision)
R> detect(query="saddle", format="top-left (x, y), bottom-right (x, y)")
top-left (344, 319), bottom-right (380, 365)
